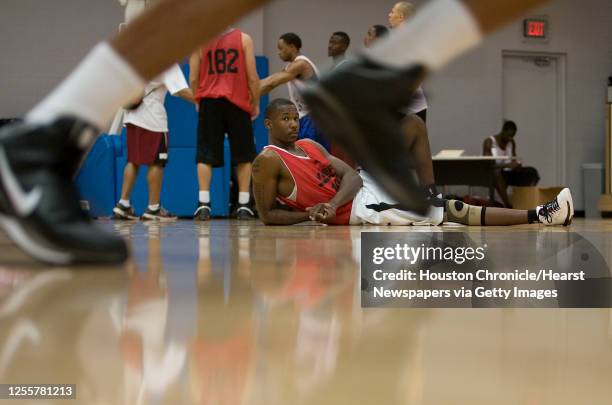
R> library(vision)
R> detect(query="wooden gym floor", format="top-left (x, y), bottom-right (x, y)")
top-left (0, 218), bottom-right (611, 404)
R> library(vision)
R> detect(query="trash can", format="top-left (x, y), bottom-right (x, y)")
top-left (582, 163), bottom-right (604, 218)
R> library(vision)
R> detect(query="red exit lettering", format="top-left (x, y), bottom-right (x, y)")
top-left (527, 21), bottom-right (546, 38)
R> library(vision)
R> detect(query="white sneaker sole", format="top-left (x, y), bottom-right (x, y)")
top-left (141, 213), bottom-right (177, 222)
top-left (112, 207), bottom-right (138, 220)
top-left (561, 188), bottom-right (574, 226)
top-left (0, 214), bottom-right (72, 264)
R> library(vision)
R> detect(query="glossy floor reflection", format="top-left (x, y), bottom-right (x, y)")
top-left (0, 219), bottom-right (612, 404)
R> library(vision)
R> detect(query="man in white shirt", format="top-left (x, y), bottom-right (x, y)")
top-left (113, 64), bottom-right (194, 220)
top-left (260, 33), bottom-right (330, 151)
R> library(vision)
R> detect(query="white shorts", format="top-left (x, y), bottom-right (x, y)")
top-left (349, 171), bottom-right (441, 226)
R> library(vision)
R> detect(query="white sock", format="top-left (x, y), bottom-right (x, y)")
top-left (199, 191), bottom-right (210, 204)
top-left (365, 0), bottom-right (483, 71)
top-left (238, 192), bottom-right (250, 205)
top-left (27, 42), bottom-right (145, 130)
top-left (148, 204), bottom-right (160, 211)
top-left (119, 199), bottom-right (130, 207)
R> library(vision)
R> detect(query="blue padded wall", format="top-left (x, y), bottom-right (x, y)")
top-left (76, 57), bottom-right (269, 218)
top-left (74, 135), bottom-right (120, 217)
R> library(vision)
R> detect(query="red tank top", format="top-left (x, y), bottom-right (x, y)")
top-left (196, 29), bottom-right (252, 114)
top-left (265, 140), bottom-right (353, 225)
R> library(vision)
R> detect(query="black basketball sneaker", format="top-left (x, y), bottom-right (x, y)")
top-left (302, 57), bottom-right (430, 215)
top-left (0, 117), bottom-right (128, 265)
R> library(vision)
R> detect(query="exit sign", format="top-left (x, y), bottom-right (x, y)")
top-left (524, 18), bottom-right (548, 39)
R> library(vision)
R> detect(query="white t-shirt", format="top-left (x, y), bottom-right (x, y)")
top-left (286, 55), bottom-right (319, 119)
top-left (488, 135), bottom-right (515, 167)
top-left (124, 64), bottom-right (188, 133)
top-left (401, 85), bottom-right (428, 115)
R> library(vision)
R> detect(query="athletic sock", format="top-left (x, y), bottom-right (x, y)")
top-left (528, 209), bottom-right (539, 223)
top-left (148, 204), bottom-right (160, 211)
top-left (27, 42), bottom-right (145, 136)
top-left (238, 192), bottom-right (250, 205)
top-left (199, 191), bottom-right (210, 204)
top-left (119, 199), bottom-right (130, 207)
top-left (365, 0), bottom-right (483, 71)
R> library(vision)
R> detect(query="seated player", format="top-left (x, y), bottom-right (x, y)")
top-left (251, 99), bottom-right (573, 227)
top-left (483, 120), bottom-right (540, 207)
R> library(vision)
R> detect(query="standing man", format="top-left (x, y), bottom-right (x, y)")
top-left (328, 32), bottom-right (351, 69)
top-left (387, 1), bottom-right (428, 122)
top-left (260, 33), bottom-right (330, 151)
top-left (190, 28), bottom-right (260, 221)
top-left (113, 64), bottom-right (194, 221)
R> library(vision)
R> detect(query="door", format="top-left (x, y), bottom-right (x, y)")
top-left (502, 52), bottom-right (566, 186)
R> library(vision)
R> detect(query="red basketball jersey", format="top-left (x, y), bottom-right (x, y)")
top-left (196, 29), bottom-right (252, 114)
top-left (265, 140), bottom-right (353, 225)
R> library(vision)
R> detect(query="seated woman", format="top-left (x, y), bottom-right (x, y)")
top-left (252, 99), bottom-right (572, 227)
top-left (483, 120), bottom-right (540, 207)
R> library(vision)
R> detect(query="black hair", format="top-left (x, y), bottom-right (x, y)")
top-left (265, 98), bottom-right (297, 119)
top-left (372, 24), bottom-right (389, 38)
top-left (279, 32), bottom-right (302, 50)
top-left (502, 120), bottom-right (517, 132)
top-left (332, 31), bottom-right (351, 47)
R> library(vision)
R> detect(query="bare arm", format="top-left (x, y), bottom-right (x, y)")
top-left (252, 153), bottom-right (311, 225)
top-left (173, 88), bottom-right (195, 104)
top-left (242, 33), bottom-right (260, 119)
top-left (483, 138), bottom-right (493, 156)
top-left (305, 140), bottom-right (363, 223)
top-left (188, 51), bottom-right (201, 97)
top-left (509, 140), bottom-right (521, 167)
top-left (259, 60), bottom-right (308, 95)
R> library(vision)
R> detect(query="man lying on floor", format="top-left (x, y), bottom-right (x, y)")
top-left (252, 98), bottom-right (574, 227)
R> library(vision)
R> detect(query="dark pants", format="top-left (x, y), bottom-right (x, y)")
top-left (502, 167), bottom-right (540, 186)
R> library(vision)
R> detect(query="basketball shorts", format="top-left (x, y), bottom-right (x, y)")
top-left (196, 97), bottom-right (256, 167)
top-left (350, 171), bottom-right (438, 226)
top-left (126, 124), bottom-right (168, 167)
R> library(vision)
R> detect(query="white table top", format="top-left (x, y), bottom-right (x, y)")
top-left (432, 156), bottom-right (518, 161)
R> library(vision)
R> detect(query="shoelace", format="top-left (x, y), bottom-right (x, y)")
top-left (539, 198), bottom-right (560, 223)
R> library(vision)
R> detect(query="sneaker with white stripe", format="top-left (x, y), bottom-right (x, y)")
top-left (537, 188), bottom-right (574, 226)
top-left (0, 117), bottom-right (128, 265)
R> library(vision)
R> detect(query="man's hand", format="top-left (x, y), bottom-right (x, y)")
top-left (306, 203), bottom-right (337, 223)
top-left (509, 161), bottom-right (522, 170)
top-left (251, 104), bottom-right (260, 120)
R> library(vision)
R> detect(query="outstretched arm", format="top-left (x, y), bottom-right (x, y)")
top-left (259, 60), bottom-right (308, 95)
top-left (252, 153), bottom-right (311, 225)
